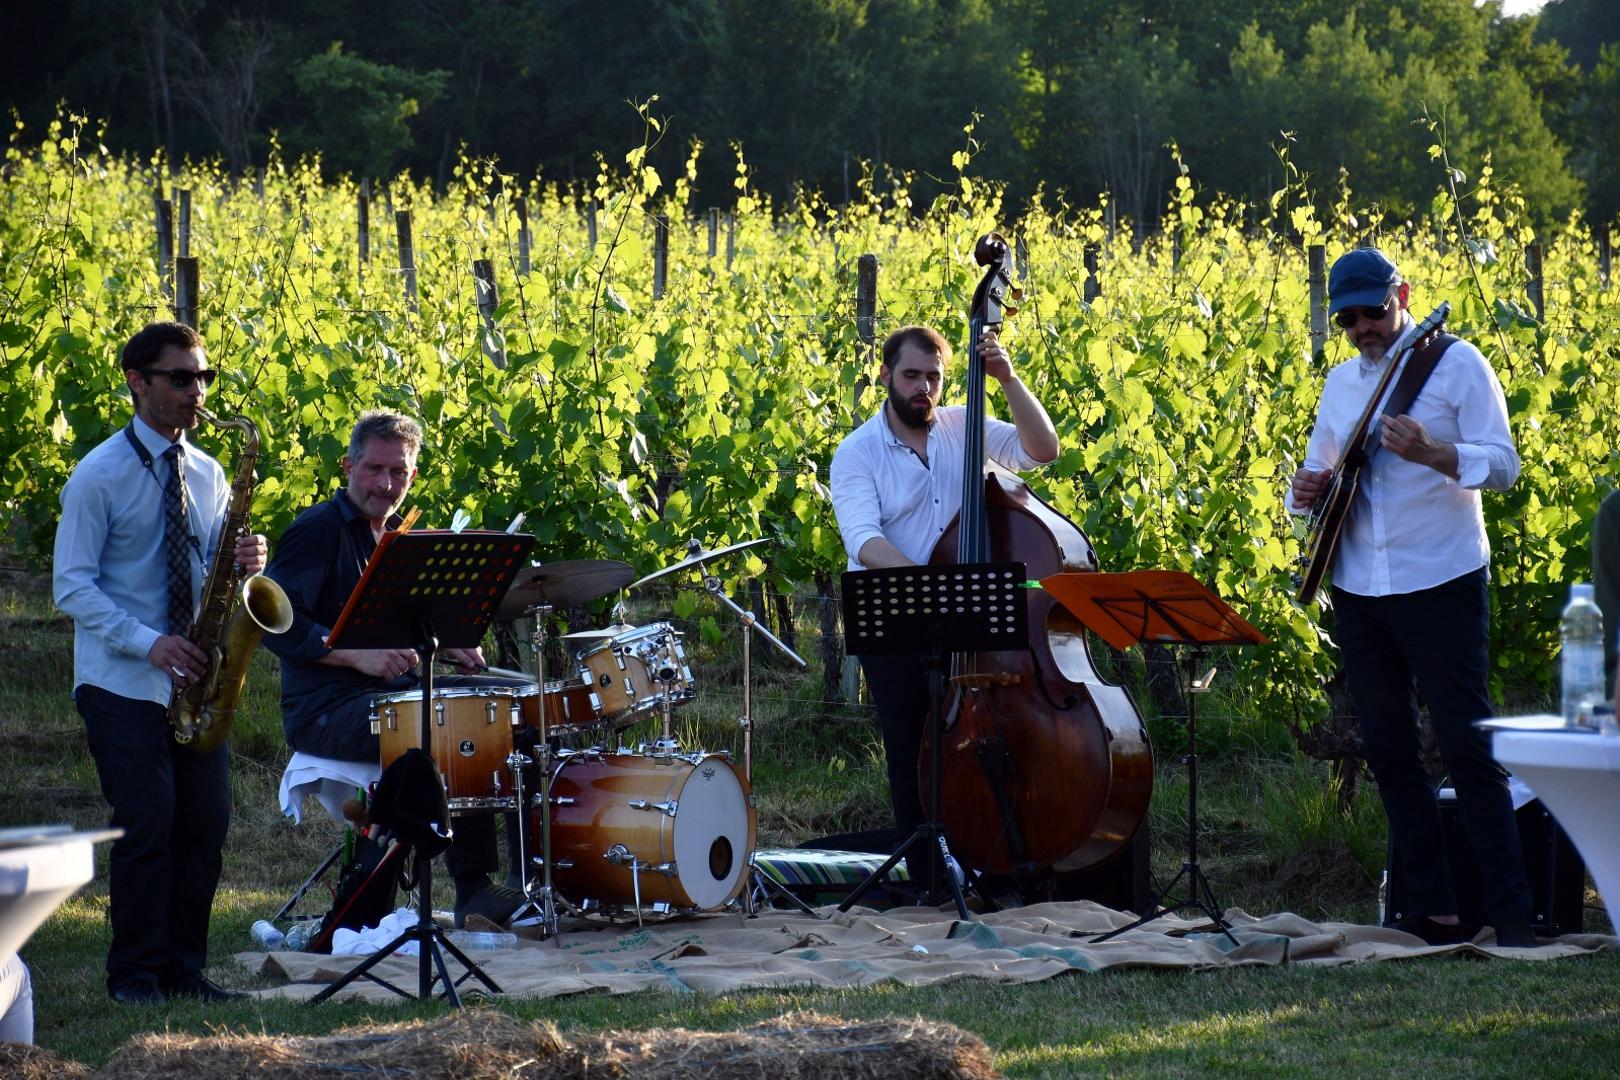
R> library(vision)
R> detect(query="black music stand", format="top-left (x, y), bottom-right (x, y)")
top-left (836, 562), bottom-right (1029, 919)
top-left (1042, 570), bottom-right (1266, 946)
top-left (310, 528), bottom-right (534, 1006)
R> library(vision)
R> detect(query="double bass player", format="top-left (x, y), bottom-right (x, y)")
top-left (829, 324), bottom-right (1058, 898)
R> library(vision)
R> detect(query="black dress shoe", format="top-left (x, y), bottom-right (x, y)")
top-left (165, 974), bottom-right (247, 1002)
top-left (1391, 915), bottom-right (1474, 946)
top-left (1493, 921), bottom-right (1538, 948)
top-left (109, 975), bottom-right (167, 1005)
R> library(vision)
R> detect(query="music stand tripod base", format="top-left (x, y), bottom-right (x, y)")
top-left (835, 562), bottom-right (1030, 919)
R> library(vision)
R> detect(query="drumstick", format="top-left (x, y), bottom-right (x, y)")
top-left (434, 660), bottom-right (533, 682)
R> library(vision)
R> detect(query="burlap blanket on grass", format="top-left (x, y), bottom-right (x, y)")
top-left (239, 900), bottom-right (1616, 1004)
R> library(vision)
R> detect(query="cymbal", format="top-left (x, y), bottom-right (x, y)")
top-left (560, 622), bottom-right (637, 642)
top-left (495, 559), bottom-right (634, 620)
top-left (629, 538), bottom-right (772, 590)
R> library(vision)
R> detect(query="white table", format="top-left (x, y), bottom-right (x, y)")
top-left (0, 827), bottom-right (120, 958)
top-left (1488, 715), bottom-right (1620, 916)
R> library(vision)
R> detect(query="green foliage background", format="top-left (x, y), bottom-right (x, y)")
top-left (4, 111), bottom-right (1617, 736)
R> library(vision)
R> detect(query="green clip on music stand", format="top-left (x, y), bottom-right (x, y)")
top-left (310, 527), bottom-right (534, 1007)
top-left (1041, 570), bottom-right (1266, 946)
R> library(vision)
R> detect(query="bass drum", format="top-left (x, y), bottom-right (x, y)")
top-left (538, 751), bottom-right (755, 911)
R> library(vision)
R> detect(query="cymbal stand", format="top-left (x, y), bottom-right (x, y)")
top-left (508, 601), bottom-right (577, 943)
top-left (690, 568), bottom-right (816, 917)
top-left (698, 569), bottom-right (806, 782)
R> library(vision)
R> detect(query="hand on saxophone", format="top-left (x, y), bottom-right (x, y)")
top-left (149, 634), bottom-right (210, 683)
top-left (234, 533), bottom-right (269, 576)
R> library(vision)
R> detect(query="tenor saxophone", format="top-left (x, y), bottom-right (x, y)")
top-left (168, 408), bottom-right (294, 751)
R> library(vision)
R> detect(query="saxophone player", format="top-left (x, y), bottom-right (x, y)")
top-left (53, 322), bottom-right (267, 1005)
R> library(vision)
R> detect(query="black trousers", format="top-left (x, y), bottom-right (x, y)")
top-left (76, 684), bottom-right (229, 993)
top-left (1333, 569), bottom-right (1532, 926)
top-left (286, 676), bottom-right (506, 882)
top-left (858, 652), bottom-right (950, 890)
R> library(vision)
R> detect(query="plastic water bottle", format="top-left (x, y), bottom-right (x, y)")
top-left (249, 920), bottom-right (285, 950)
top-left (1560, 582), bottom-right (1605, 729)
top-left (284, 920), bottom-right (321, 952)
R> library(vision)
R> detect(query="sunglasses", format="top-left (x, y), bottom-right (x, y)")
top-left (1334, 297), bottom-right (1394, 329)
top-left (140, 367), bottom-right (218, 389)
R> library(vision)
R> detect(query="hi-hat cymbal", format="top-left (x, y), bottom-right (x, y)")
top-left (629, 538), bottom-right (772, 590)
top-left (560, 622), bottom-right (637, 641)
top-left (496, 559), bottom-right (634, 620)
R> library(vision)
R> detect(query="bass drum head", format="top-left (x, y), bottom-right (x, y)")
top-left (670, 755), bottom-right (755, 910)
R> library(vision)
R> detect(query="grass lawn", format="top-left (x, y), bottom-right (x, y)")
top-left (5, 571), bottom-right (1616, 1076)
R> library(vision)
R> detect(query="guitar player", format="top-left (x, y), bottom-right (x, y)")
top-left (1288, 248), bottom-right (1537, 948)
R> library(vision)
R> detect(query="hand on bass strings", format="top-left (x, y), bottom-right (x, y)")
top-left (978, 329), bottom-right (1015, 384)
top-left (233, 532), bottom-right (269, 576)
top-left (149, 634), bottom-right (210, 683)
top-left (1291, 466), bottom-right (1333, 510)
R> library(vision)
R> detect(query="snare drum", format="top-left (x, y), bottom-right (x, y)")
top-left (517, 680), bottom-right (603, 737)
top-left (537, 750), bottom-right (755, 911)
top-left (577, 622), bottom-right (695, 726)
top-left (373, 687), bottom-right (523, 812)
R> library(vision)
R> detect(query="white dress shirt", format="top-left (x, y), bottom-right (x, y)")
top-left (830, 403), bottom-right (1044, 569)
top-left (53, 414), bottom-right (229, 705)
top-left (1289, 318), bottom-right (1519, 597)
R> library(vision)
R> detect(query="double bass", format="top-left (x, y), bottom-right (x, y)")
top-left (922, 233), bottom-right (1152, 879)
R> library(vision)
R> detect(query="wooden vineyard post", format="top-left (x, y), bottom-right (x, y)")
top-left (155, 190), bottom-right (174, 300)
top-left (1308, 244), bottom-right (1328, 362)
top-left (653, 215), bottom-right (669, 299)
top-left (586, 200), bottom-right (598, 250)
top-left (357, 179), bottom-right (371, 284)
top-left (726, 210), bottom-right (736, 269)
top-left (515, 194), bottom-right (532, 277)
top-left (853, 253), bottom-right (878, 417)
top-left (396, 210), bottom-right (418, 312)
top-left (175, 256), bottom-right (199, 328)
top-left (1083, 244), bottom-right (1101, 303)
top-left (176, 189), bottom-right (191, 260)
top-left (1527, 240), bottom-right (1545, 322)
top-left (473, 259), bottom-right (506, 368)
top-left (708, 207), bottom-right (719, 259)
top-left (1600, 227), bottom-right (1612, 289)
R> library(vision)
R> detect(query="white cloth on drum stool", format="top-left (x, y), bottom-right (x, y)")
top-left (278, 752), bottom-right (382, 825)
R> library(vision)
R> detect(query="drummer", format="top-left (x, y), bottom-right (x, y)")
top-left (263, 410), bottom-right (525, 929)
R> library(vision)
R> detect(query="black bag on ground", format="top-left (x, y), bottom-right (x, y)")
top-left (306, 832), bottom-right (409, 954)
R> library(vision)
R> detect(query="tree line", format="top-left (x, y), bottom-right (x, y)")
top-left (3, 0), bottom-right (1618, 230)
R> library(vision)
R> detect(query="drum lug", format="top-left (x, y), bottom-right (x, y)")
top-left (435, 699), bottom-right (446, 726)
top-left (490, 770), bottom-right (504, 796)
top-left (649, 861), bottom-right (678, 878)
top-left (548, 795), bottom-right (577, 807)
top-left (604, 843), bottom-right (634, 866)
top-left (385, 705), bottom-right (397, 732)
top-left (628, 799), bottom-right (678, 817)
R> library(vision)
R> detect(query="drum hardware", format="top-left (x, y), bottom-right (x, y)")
top-left (628, 799), bottom-right (678, 816)
top-left (633, 539), bottom-right (810, 918)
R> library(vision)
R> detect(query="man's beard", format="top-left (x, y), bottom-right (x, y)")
top-left (1358, 323), bottom-right (1400, 362)
top-left (886, 383), bottom-right (935, 429)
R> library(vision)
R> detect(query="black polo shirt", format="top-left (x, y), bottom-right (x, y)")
top-left (263, 493), bottom-right (412, 747)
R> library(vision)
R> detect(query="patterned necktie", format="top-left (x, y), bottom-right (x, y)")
top-left (163, 443), bottom-right (193, 635)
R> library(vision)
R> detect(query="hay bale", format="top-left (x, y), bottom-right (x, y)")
top-left (576, 1010), bottom-right (999, 1079)
top-left (98, 1010), bottom-right (580, 1079)
top-left (96, 1007), bottom-right (999, 1079)
top-left (0, 1041), bottom-right (94, 1079)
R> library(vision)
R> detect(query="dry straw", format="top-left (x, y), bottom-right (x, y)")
top-left (97, 1007), bottom-right (1000, 1079)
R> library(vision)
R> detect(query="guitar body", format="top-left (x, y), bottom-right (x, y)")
top-left (1295, 468), bottom-right (1360, 604)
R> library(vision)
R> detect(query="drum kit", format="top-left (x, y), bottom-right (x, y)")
top-left (373, 538), bottom-right (806, 940)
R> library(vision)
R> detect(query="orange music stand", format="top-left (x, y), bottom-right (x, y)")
top-left (1042, 570), bottom-right (1265, 945)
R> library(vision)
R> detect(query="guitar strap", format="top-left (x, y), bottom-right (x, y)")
top-left (1352, 331), bottom-right (1457, 462)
